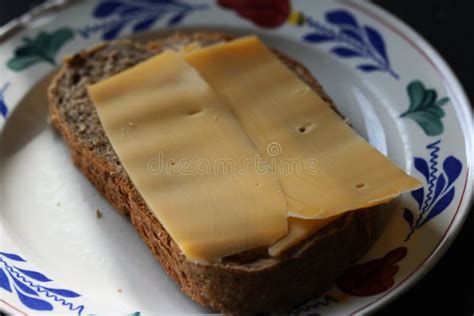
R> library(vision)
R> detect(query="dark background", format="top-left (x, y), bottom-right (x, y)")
top-left (1, 1), bottom-right (472, 315)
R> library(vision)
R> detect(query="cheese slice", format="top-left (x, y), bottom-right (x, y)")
top-left (87, 51), bottom-right (288, 262)
top-left (186, 36), bottom-right (422, 219)
top-left (268, 216), bottom-right (339, 256)
top-left (269, 196), bottom-right (392, 256)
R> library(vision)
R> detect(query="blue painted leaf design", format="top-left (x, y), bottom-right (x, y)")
top-left (414, 157), bottom-right (430, 182)
top-left (133, 15), bottom-right (159, 32)
top-left (303, 33), bottom-right (335, 43)
top-left (0, 252), bottom-right (26, 261)
top-left (93, 1), bottom-right (123, 17)
top-left (84, 1), bottom-right (208, 45)
top-left (403, 208), bottom-right (414, 229)
top-left (0, 269), bottom-right (12, 292)
top-left (364, 26), bottom-right (388, 62)
top-left (326, 10), bottom-right (358, 28)
top-left (0, 83), bottom-right (9, 118)
top-left (103, 21), bottom-right (127, 40)
top-left (341, 29), bottom-right (363, 43)
top-left (422, 187), bottom-right (455, 225)
top-left (119, 6), bottom-right (143, 18)
top-left (168, 12), bottom-right (186, 26)
top-left (443, 156), bottom-right (462, 186)
top-left (137, 0), bottom-right (173, 6)
top-left (411, 187), bottom-right (424, 209)
top-left (357, 64), bottom-right (381, 72)
top-left (15, 286), bottom-right (53, 311)
top-left (331, 47), bottom-right (360, 57)
top-left (434, 174), bottom-right (446, 201)
top-left (302, 9), bottom-right (397, 79)
top-left (0, 99), bottom-right (7, 118)
top-left (43, 286), bottom-right (81, 298)
top-left (10, 275), bottom-right (38, 296)
top-left (17, 268), bottom-right (52, 282)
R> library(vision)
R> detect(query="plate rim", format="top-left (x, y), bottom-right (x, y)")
top-left (0, 0), bottom-right (472, 314)
top-left (340, 0), bottom-right (473, 313)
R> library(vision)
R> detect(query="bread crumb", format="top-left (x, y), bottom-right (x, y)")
top-left (57, 202), bottom-right (61, 207)
top-left (117, 288), bottom-right (122, 293)
top-left (96, 209), bottom-right (102, 219)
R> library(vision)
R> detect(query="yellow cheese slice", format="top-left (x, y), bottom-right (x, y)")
top-left (186, 36), bottom-right (422, 219)
top-left (269, 197), bottom-right (392, 256)
top-left (87, 51), bottom-right (288, 263)
top-left (268, 216), bottom-right (339, 256)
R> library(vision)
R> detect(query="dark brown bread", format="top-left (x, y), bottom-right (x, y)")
top-left (48, 32), bottom-right (381, 314)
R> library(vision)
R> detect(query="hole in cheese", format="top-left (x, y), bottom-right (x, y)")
top-left (187, 108), bottom-right (202, 116)
top-left (298, 123), bottom-right (314, 134)
top-left (355, 183), bottom-right (366, 189)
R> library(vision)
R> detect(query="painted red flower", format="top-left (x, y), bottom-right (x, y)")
top-left (218, 0), bottom-right (291, 28)
top-left (337, 247), bottom-right (407, 296)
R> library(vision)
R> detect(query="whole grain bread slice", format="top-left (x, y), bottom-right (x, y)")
top-left (48, 32), bottom-right (381, 314)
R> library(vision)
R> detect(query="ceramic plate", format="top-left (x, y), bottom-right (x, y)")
top-left (0, 0), bottom-right (472, 315)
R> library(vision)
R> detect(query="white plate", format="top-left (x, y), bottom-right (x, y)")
top-left (0, 0), bottom-right (472, 314)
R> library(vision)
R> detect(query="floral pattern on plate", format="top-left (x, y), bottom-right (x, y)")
top-left (404, 140), bottom-right (463, 241)
top-left (0, 252), bottom-right (84, 314)
top-left (0, 0), bottom-right (471, 314)
top-left (301, 9), bottom-right (399, 79)
top-left (0, 82), bottom-right (9, 119)
top-left (400, 80), bottom-right (450, 136)
top-left (6, 28), bottom-right (75, 71)
top-left (77, 0), bottom-right (209, 40)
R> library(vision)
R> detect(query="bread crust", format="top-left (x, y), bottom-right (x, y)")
top-left (48, 32), bottom-right (381, 314)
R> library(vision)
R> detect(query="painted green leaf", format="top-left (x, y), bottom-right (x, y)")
top-left (46, 28), bottom-right (75, 56)
top-left (436, 97), bottom-right (449, 107)
top-left (425, 106), bottom-right (445, 118)
top-left (400, 79), bottom-right (449, 137)
top-left (403, 111), bottom-right (444, 136)
top-left (14, 46), bottom-right (54, 64)
top-left (31, 33), bottom-right (50, 48)
top-left (14, 45), bottom-right (45, 57)
top-left (6, 27), bottom-right (74, 72)
top-left (407, 81), bottom-right (425, 111)
top-left (7, 56), bottom-right (43, 71)
top-left (419, 89), bottom-right (437, 109)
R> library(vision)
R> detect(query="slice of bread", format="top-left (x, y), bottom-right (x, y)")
top-left (48, 32), bottom-right (381, 314)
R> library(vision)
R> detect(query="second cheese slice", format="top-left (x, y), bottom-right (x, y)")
top-left (186, 36), bottom-right (422, 219)
top-left (88, 51), bottom-right (288, 262)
